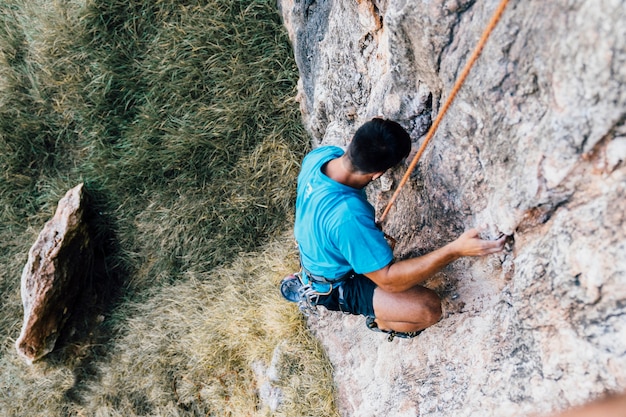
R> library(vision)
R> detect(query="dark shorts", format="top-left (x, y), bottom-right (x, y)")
top-left (314, 273), bottom-right (377, 318)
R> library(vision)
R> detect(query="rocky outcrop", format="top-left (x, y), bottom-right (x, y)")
top-left (278, 0), bottom-right (626, 416)
top-left (15, 184), bottom-right (93, 364)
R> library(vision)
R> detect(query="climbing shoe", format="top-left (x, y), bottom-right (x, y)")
top-left (279, 273), bottom-right (321, 316)
top-left (280, 273), bottom-right (304, 303)
top-left (366, 316), bottom-right (423, 342)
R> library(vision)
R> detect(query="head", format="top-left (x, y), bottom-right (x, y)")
top-left (346, 118), bottom-right (411, 174)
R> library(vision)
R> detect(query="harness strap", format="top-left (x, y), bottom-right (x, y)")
top-left (298, 267), bottom-right (353, 314)
top-left (301, 266), bottom-right (351, 286)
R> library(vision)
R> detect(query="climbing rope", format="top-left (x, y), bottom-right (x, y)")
top-left (379, 0), bottom-right (511, 224)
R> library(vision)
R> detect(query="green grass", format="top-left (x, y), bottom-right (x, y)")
top-left (0, 0), bottom-right (339, 415)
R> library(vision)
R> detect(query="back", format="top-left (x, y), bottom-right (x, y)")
top-left (294, 146), bottom-right (393, 280)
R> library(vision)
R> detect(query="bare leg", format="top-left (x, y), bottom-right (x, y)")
top-left (372, 285), bottom-right (442, 333)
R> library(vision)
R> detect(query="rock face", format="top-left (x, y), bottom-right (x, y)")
top-left (16, 183), bottom-right (93, 364)
top-left (278, 1), bottom-right (626, 416)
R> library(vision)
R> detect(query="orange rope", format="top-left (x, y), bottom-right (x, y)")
top-left (379, 0), bottom-right (510, 224)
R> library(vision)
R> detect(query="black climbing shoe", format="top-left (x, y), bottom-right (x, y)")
top-left (366, 316), bottom-right (423, 342)
top-left (280, 273), bottom-right (304, 303)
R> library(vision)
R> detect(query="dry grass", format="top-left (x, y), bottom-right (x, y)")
top-left (0, 0), bottom-right (338, 415)
top-left (1, 237), bottom-right (338, 416)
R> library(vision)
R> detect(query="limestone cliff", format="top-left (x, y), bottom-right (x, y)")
top-left (278, 1), bottom-right (626, 416)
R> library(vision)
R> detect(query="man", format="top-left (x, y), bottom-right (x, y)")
top-left (282, 118), bottom-right (505, 340)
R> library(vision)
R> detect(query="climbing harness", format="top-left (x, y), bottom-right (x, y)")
top-left (379, 0), bottom-right (511, 225)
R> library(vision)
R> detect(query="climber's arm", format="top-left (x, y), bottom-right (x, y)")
top-left (365, 228), bottom-right (505, 293)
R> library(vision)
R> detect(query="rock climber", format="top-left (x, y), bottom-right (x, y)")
top-left (281, 117), bottom-right (506, 341)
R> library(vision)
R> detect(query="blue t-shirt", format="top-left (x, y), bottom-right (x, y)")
top-left (294, 146), bottom-right (393, 287)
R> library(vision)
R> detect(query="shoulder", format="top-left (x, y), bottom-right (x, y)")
top-left (303, 146), bottom-right (344, 164)
top-left (300, 146), bottom-right (345, 181)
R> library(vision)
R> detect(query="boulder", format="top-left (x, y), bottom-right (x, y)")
top-left (15, 183), bottom-right (93, 364)
top-left (278, 0), bottom-right (626, 416)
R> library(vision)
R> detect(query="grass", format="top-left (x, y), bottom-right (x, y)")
top-left (0, 0), bottom-right (339, 415)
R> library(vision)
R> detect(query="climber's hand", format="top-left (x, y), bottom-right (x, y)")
top-left (450, 228), bottom-right (506, 257)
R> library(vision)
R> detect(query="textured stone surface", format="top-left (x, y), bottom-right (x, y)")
top-left (279, 0), bottom-right (626, 416)
top-left (15, 184), bottom-right (93, 364)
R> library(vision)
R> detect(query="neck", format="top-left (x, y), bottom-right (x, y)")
top-left (324, 155), bottom-right (374, 189)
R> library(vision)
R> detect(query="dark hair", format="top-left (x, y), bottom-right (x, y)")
top-left (346, 118), bottom-right (411, 173)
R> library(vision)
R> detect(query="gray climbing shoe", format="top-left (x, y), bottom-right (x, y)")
top-left (279, 273), bottom-right (320, 316)
top-left (280, 273), bottom-right (303, 303)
